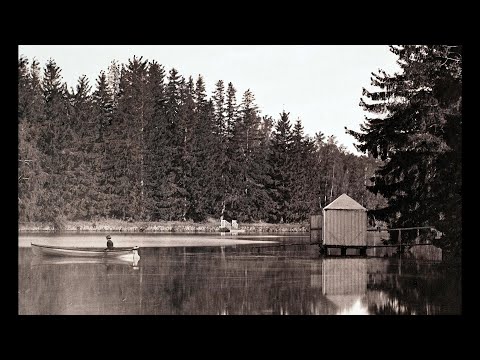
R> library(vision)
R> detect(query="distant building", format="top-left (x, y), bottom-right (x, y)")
top-left (323, 194), bottom-right (367, 246)
top-left (220, 219), bottom-right (231, 230)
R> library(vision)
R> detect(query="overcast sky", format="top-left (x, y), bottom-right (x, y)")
top-left (18, 45), bottom-right (401, 154)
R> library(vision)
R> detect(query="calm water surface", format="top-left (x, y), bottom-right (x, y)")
top-left (18, 233), bottom-right (461, 315)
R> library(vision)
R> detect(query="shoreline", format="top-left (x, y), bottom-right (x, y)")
top-left (18, 220), bottom-right (309, 233)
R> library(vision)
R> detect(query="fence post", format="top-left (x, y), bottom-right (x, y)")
top-left (398, 229), bottom-right (402, 253)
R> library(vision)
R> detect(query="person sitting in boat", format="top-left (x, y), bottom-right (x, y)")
top-left (106, 234), bottom-right (114, 250)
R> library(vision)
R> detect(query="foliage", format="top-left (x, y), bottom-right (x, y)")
top-left (347, 45), bottom-right (462, 255)
top-left (18, 55), bottom-right (387, 227)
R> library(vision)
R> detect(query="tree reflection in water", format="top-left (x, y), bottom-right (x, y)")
top-left (18, 244), bottom-right (461, 315)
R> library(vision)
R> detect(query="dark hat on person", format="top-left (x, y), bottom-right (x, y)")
top-left (106, 234), bottom-right (112, 239)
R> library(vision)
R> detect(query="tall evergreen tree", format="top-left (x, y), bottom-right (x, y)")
top-left (347, 45), bottom-right (462, 255)
top-left (302, 134), bottom-right (321, 214)
top-left (187, 76), bottom-right (218, 220)
top-left (143, 60), bottom-right (167, 220)
top-left (211, 80), bottom-right (229, 218)
top-left (288, 119), bottom-right (318, 221)
top-left (91, 71), bottom-right (114, 219)
top-left (65, 75), bottom-right (96, 220)
top-left (224, 82), bottom-right (240, 220)
top-left (37, 58), bottom-right (69, 227)
top-left (114, 56), bottom-right (151, 220)
top-left (160, 68), bottom-right (186, 220)
top-left (249, 115), bottom-right (275, 221)
top-left (228, 89), bottom-right (261, 221)
top-left (18, 57), bottom-right (45, 222)
top-left (177, 76), bottom-right (197, 220)
top-left (107, 60), bottom-right (121, 107)
top-left (212, 80), bottom-right (226, 137)
top-left (268, 111), bottom-right (293, 222)
top-left (225, 82), bottom-right (238, 140)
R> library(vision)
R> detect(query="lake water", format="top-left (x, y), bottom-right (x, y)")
top-left (18, 233), bottom-right (461, 315)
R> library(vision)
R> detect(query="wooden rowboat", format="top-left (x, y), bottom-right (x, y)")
top-left (31, 243), bottom-right (140, 259)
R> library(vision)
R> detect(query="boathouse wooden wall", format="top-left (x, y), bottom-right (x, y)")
top-left (323, 210), bottom-right (367, 245)
top-left (322, 194), bottom-right (367, 246)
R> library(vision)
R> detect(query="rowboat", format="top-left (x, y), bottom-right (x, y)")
top-left (31, 243), bottom-right (140, 261)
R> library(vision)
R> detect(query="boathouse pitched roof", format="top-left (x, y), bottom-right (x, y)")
top-left (324, 193), bottom-right (366, 211)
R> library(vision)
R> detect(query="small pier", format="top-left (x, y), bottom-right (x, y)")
top-left (311, 194), bottom-right (442, 258)
top-left (319, 245), bottom-right (368, 256)
top-left (318, 241), bottom-right (439, 257)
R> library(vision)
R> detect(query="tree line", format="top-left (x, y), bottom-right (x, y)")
top-left (18, 55), bottom-right (385, 226)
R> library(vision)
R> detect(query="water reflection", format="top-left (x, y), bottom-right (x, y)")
top-left (30, 255), bottom-right (140, 267)
top-left (18, 242), bottom-right (461, 315)
top-left (322, 258), bottom-right (368, 315)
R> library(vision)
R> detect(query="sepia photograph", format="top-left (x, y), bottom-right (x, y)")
top-left (18, 45), bottom-right (462, 315)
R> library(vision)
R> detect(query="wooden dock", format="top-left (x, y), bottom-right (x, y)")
top-left (320, 244), bottom-right (368, 256)
top-left (319, 242), bottom-right (437, 257)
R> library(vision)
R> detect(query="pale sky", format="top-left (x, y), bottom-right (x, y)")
top-left (18, 45), bottom-right (401, 154)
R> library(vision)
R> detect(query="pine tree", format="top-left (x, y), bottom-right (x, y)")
top-left (186, 76), bottom-right (218, 220)
top-left (143, 60), bottom-right (167, 220)
top-left (177, 76), bottom-right (196, 220)
top-left (302, 134), bottom-right (321, 214)
top-left (249, 115), bottom-right (275, 221)
top-left (107, 60), bottom-right (121, 107)
top-left (18, 57), bottom-right (45, 222)
top-left (91, 71), bottom-right (114, 219)
top-left (347, 45), bottom-right (462, 255)
top-left (228, 89), bottom-right (262, 221)
top-left (212, 80), bottom-right (226, 137)
top-left (65, 75), bottom-right (96, 220)
top-left (224, 82), bottom-right (240, 220)
top-left (113, 56), bottom-right (151, 220)
top-left (211, 80), bottom-right (229, 218)
top-left (225, 82), bottom-right (238, 140)
top-left (288, 119), bottom-right (318, 222)
top-left (268, 111), bottom-right (293, 222)
top-left (37, 58), bottom-right (69, 227)
top-left (161, 68), bottom-right (186, 220)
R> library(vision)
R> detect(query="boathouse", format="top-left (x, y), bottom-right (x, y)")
top-left (323, 194), bottom-right (367, 246)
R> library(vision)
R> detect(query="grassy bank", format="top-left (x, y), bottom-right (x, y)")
top-left (18, 219), bottom-right (309, 233)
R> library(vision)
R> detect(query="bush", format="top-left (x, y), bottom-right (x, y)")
top-left (51, 216), bottom-right (66, 232)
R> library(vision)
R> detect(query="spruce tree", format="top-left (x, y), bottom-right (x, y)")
top-left (228, 89), bottom-right (261, 221)
top-left (162, 68), bottom-right (185, 220)
top-left (91, 71), bottom-right (114, 219)
top-left (186, 76), bottom-right (218, 220)
top-left (66, 75), bottom-right (96, 220)
top-left (143, 60), bottom-right (167, 220)
top-left (225, 82), bottom-right (238, 140)
top-left (288, 119), bottom-right (318, 222)
top-left (18, 57), bottom-right (45, 222)
top-left (249, 115), bottom-right (275, 221)
top-left (177, 76), bottom-right (197, 220)
top-left (302, 134), bottom-right (321, 215)
top-left (224, 82), bottom-right (240, 220)
top-left (37, 59), bottom-right (69, 227)
top-left (347, 45), bottom-right (462, 255)
top-left (268, 111), bottom-right (293, 222)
